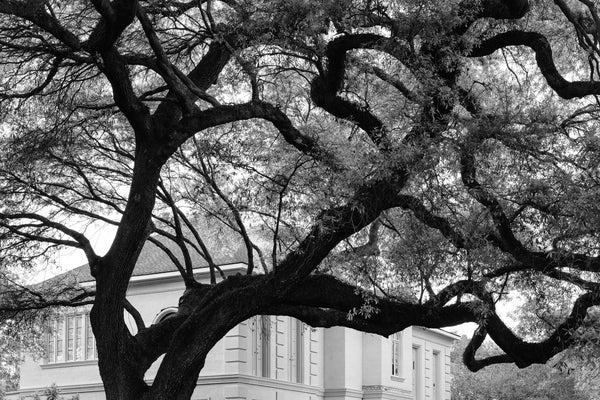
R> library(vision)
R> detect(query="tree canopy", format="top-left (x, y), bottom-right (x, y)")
top-left (1, 0), bottom-right (600, 398)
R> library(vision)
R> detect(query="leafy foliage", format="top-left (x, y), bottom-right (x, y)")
top-left (452, 336), bottom-right (593, 400)
top-left (0, 321), bottom-right (43, 396)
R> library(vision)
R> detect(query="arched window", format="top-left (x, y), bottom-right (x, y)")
top-left (152, 307), bottom-right (178, 324)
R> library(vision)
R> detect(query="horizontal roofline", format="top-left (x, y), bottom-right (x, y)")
top-left (414, 326), bottom-right (461, 340)
top-left (79, 261), bottom-right (247, 287)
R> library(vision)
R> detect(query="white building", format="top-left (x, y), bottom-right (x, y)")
top-left (7, 243), bottom-right (457, 400)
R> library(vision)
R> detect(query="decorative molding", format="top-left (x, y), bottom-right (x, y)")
top-left (194, 374), bottom-right (323, 395)
top-left (7, 382), bottom-right (105, 397)
top-left (40, 359), bottom-right (98, 369)
top-left (10, 374), bottom-right (325, 398)
top-left (130, 263), bottom-right (247, 285)
top-left (362, 385), bottom-right (413, 400)
top-left (411, 326), bottom-right (460, 343)
top-left (363, 385), bottom-right (411, 393)
top-left (323, 388), bottom-right (364, 398)
top-left (80, 263), bottom-right (248, 288)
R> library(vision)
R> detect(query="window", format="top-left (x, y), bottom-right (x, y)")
top-left (432, 350), bottom-right (441, 400)
top-left (66, 316), bottom-right (74, 361)
top-left (85, 314), bottom-right (95, 360)
top-left (152, 307), bottom-right (178, 325)
top-left (75, 315), bottom-right (83, 361)
top-left (56, 316), bottom-right (64, 362)
top-left (412, 345), bottom-right (423, 400)
top-left (391, 331), bottom-right (402, 376)
top-left (260, 315), bottom-right (271, 378)
top-left (46, 312), bottom-right (96, 364)
top-left (250, 315), bottom-right (271, 378)
top-left (289, 318), bottom-right (304, 383)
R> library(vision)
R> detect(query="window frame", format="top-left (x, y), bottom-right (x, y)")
top-left (45, 311), bottom-right (97, 365)
top-left (250, 315), bottom-right (272, 378)
top-left (288, 318), bottom-right (305, 383)
top-left (391, 331), bottom-right (402, 377)
top-left (260, 315), bottom-right (271, 378)
top-left (152, 306), bottom-right (178, 325)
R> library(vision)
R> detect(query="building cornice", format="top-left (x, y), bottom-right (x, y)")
top-left (40, 359), bottom-right (98, 369)
top-left (10, 373), bottom-right (324, 398)
top-left (323, 388), bottom-right (364, 399)
top-left (413, 326), bottom-right (460, 341)
top-left (80, 262), bottom-right (248, 288)
top-left (363, 385), bottom-right (413, 400)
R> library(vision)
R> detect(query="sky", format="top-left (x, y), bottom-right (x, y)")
top-left (28, 224), bottom-right (118, 284)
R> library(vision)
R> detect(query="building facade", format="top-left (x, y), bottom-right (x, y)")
top-left (7, 248), bottom-right (457, 400)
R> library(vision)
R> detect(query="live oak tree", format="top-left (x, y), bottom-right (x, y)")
top-left (2, 0), bottom-right (600, 399)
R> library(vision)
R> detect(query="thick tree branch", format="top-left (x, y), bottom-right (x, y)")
top-left (398, 194), bottom-right (471, 249)
top-left (124, 299), bottom-right (146, 332)
top-left (152, 40), bottom-right (230, 130)
top-left (463, 325), bottom-right (513, 371)
top-left (99, 47), bottom-right (152, 136)
top-left (470, 30), bottom-right (600, 99)
top-left (136, 6), bottom-right (198, 114)
top-left (459, 139), bottom-right (600, 274)
top-left (174, 101), bottom-right (332, 163)
top-left (312, 33), bottom-right (392, 149)
top-left (477, 0), bottom-right (530, 19)
top-left (274, 172), bottom-right (407, 282)
top-left (86, 0), bottom-right (139, 52)
top-left (0, 1), bottom-right (81, 49)
top-left (471, 290), bottom-right (600, 369)
top-left (283, 274), bottom-right (600, 371)
top-left (264, 302), bottom-right (474, 336)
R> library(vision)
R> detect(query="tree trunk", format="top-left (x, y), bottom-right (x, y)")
top-left (92, 147), bottom-right (163, 400)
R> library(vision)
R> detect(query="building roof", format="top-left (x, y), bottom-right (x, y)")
top-left (413, 326), bottom-right (461, 342)
top-left (44, 237), bottom-right (248, 286)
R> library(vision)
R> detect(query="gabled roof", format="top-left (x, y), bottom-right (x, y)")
top-left (45, 237), bottom-right (248, 286)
